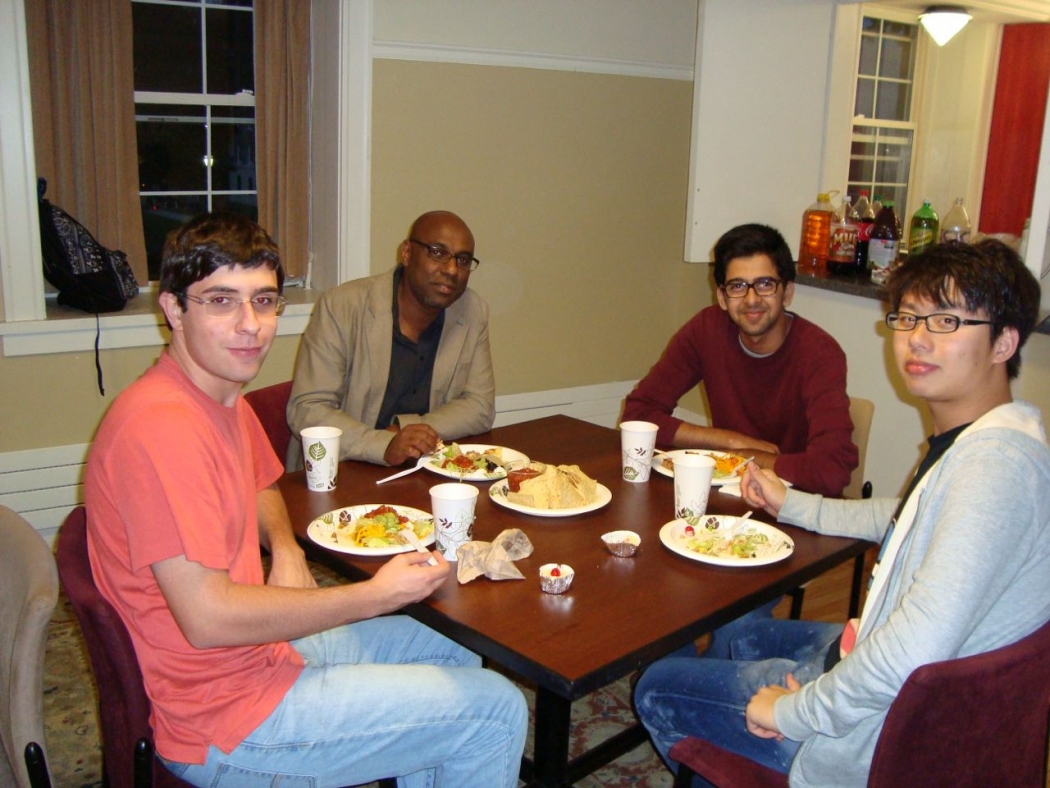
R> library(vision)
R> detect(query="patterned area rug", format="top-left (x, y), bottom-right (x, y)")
top-left (40, 564), bottom-right (674, 788)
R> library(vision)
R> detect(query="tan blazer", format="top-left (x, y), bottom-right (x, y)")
top-left (286, 268), bottom-right (495, 467)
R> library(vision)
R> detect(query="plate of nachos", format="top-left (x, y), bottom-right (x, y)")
top-left (307, 504), bottom-right (434, 556)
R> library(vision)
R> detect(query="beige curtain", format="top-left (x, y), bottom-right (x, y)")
top-left (255, 0), bottom-right (311, 280)
top-left (26, 0), bottom-right (148, 284)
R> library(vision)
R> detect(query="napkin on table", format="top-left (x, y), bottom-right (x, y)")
top-left (456, 528), bottom-right (534, 584)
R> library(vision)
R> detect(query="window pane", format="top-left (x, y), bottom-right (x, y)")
top-left (879, 37), bottom-right (915, 81)
top-left (207, 0), bottom-right (253, 6)
top-left (136, 113), bottom-right (208, 192)
top-left (854, 77), bottom-right (875, 118)
top-left (133, 3), bottom-right (202, 92)
top-left (211, 121), bottom-right (256, 192)
top-left (858, 35), bottom-right (879, 77)
top-left (141, 195), bottom-right (208, 280)
top-left (875, 81), bottom-right (911, 121)
top-left (206, 8), bottom-right (254, 94)
top-left (212, 194), bottom-right (258, 219)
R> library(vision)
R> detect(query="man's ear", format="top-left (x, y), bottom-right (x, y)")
top-left (715, 286), bottom-right (728, 311)
top-left (397, 239), bottom-right (412, 266)
top-left (992, 325), bottom-right (1020, 365)
top-left (159, 291), bottom-right (184, 331)
top-left (782, 280), bottom-right (795, 308)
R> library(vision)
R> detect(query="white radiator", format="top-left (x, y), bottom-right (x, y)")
top-left (0, 381), bottom-right (644, 544)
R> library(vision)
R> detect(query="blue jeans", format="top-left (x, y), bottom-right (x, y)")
top-left (162, 616), bottom-right (527, 788)
top-left (634, 617), bottom-right (843, 785)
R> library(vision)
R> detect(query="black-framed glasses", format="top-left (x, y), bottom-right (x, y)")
top-left (180, 292), bottom-right (287, 318)
top-left (409, 238), bottom-right (480, 271)
top-left (721, 277), bottom-right (781, 298)
top-left (885, 311), bottom-right (992, 333)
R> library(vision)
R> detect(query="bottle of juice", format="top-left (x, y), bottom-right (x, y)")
top-left (940, 198), bottom-right (971, 243)
top-left (868, 201), bottom-right (899, 284)
top-left (798, 192), bottom-right (835, 269)
top-left (827, 196), bottom-right (860, 275)
top-left (853, 190), bottom-right (875, 272)
top-left (908, 200), bottom-right (939, 258)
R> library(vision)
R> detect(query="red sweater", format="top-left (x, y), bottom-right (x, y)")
top-left (623, 306), bottom-right (857, 497)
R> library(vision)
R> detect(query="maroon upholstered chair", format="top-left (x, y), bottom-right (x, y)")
top-left (244, 380), bottom-right (294, 464)
top-left (55, 506), bottom-right (191, 788)
top-left (670, 615), bottom-right (1050, 788)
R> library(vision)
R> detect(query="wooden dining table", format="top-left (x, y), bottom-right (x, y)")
top-left (279, 414), bottom-right (872, 788)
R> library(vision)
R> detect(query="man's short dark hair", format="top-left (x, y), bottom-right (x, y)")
top-left (885, 240), bottom-right (1041, 379)
top-left (159, 212), bottom-right (283, 309)
top-left (713, 224), bottom-right (795, 286)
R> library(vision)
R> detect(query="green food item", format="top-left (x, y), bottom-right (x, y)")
top-left (686, 530), bottom-right (770, 559)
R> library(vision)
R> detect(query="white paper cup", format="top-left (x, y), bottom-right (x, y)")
top-left (300, 426), bottom-right (342, 491)
top-left (430, 483), bottom-right (478, 561)
top-left (673, 453), bottom-right (715, 521)
top-left (619, 421), bottom-right (659, 482)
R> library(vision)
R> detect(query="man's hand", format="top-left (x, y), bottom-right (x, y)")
top-left (383, 423), bottom-right (442, 466)
top-left (370, 550), bottom-right (450, 608)
top-left (673, 424), bottom-right (779, 457)
top-left (739, 462), bottom-right (788, 517)
top-left (746, 673), bottom-right (801, 740)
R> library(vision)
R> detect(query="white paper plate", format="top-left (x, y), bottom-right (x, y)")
top-left (488, 480), bottom-right (612, 517)
top-left (659, 515), bottom-right (793, 567)
top-left (651, 450), bottom-right (748, 485)
top-left (423, 444), bottom-right (528, 482)
top-left (307, 504), bottom-right (434, 556)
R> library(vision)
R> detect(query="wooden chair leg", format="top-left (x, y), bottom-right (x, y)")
top-left (788, 585), bottom-right (806, 619)
top-left (848, 552), bottom-right (866, 619)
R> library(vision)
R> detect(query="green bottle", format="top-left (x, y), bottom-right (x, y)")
top-left (908, 200), bottom-right (939, 258)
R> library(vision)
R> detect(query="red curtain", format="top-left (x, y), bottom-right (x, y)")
top-left (979, 24), bottom-right (1050, 236)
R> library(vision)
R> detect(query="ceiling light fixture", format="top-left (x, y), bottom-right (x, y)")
top-left (919, 5), bottom-right (973, 46)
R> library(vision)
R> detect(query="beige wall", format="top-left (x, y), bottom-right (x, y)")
top-left (370, 59), bottom-right (701, 396)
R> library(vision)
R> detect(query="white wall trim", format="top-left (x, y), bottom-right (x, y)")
top-left (373, 40), bottom-right (694, 81)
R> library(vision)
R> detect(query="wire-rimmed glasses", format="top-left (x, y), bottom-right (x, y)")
top-left (180, 292), bottom-right (288, 318)
top-left (409, 239), bottom-right (480, 271)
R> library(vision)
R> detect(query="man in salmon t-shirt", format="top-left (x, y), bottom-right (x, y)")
top-left (84, 213), bottom-right (526, 788)
top-left (622, 223), bottom-right (857, 498)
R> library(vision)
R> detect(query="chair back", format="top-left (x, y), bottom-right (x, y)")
top-left (244, 380), bottom-right (294, 467)
top-left (0, 507), bottom-right (59, 788)
top-left (844, 396), bottom-right (874, 500)
top-left (867, 616), bottom-right (1050, 787)
top-left (54, 507), bottom-right (189, 788)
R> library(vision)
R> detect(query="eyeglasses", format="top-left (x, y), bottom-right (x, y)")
top-left (180, 292), bottom-right (287, 318)
top-left (885, 311), bottom-right (992, 333)
top-left (409, 239), bottom-right (480, 271)
top-left (721, 277), bottom-right (782, 298)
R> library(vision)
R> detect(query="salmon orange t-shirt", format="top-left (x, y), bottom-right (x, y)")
top-left (85, 353), bottom-right (303, 764)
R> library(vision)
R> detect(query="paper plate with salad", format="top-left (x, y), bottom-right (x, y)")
top-left (307, 504), bottom-right (434, 556)
top-left (425, 443), bottom-right (529, 481)
top-left (659, 515), bottom-right (793, 567)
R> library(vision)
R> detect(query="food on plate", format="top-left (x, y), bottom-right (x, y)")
top-left (506, 460), bottom-right (547, 492)
top-left (433, 443), bottom-right (504, 474)
top-left (539, 563), bottom-right (574, 594)
top-left (685, 528), bottom-right (772, 560)
top-left (661, 451), bottom-right (747, 479)
top-left (325, 505), bottom-right (433, 549)
top-left (507, 464), bottom-right (598, 509)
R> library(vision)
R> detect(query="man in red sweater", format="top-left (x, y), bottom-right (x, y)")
top-left (623, 223), bottom-right (857, 498)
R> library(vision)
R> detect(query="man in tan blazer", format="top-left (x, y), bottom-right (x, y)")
top-left (288, 211), bottom-right (494, 467)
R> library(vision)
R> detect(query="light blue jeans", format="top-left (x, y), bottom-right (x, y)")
top-left (634, 616), bottom-right (843, 786)
top-left (161, 616), bottom-right (528, 788)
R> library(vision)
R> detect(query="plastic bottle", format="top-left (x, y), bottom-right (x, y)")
top-left (827, 196), bottom-right (860, 275)
top-left (853, 190), bottom-right (875, 272)
top-left (798, 192), bottom-right (835, 269)
top-left (908, 200), bottom-right (939, 258)
top-left (940, 198), bottom-right (971, 244)
top-left (868, 201), bottom-right (900, 284)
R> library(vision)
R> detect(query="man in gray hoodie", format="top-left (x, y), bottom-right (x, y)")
top-left (634, 239), bottom-right (1050, 788)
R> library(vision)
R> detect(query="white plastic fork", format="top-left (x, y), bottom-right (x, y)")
top-left (725, 509), bottom-right (754, 539)
top-left (375, 446), bottom-right (444, 485)
top-left (399, 527), bottom-right (438, 566)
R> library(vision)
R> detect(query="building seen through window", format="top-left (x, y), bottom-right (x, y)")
top-left (133, 0), bottom-right (256, 280)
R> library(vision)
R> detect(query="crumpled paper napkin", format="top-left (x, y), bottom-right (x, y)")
top-left (456, 528), bottom-right (534, 584)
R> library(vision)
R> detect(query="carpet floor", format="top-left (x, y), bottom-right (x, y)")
top-left (38, 555), bottom-right (873, 787)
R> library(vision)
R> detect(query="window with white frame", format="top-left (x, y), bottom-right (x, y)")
top-left (848, 16), bottom-right (919, 217)
top-left (133, 0), bottom-right (256, 280)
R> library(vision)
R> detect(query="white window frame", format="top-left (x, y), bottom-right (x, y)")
top-left (0, 0), bottom-right (372, 356)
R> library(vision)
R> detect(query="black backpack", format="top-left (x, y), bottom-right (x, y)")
top-left (37, 178), bottom-right (140, 313)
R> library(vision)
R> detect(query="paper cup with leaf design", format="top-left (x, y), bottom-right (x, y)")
top-left (301, 426), bottom-right (341, 491)
top-left (619, 421), bottom-right (659, 483)
top-left (673, 453), bottom-right (715, 522)
top-left (430, 483), bottom-right (478, 561)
